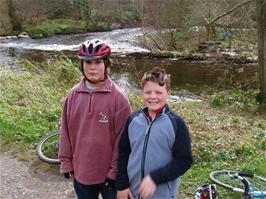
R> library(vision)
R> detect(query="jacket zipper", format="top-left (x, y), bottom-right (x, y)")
top-left (140, 113), bottom-right (162, 179)
top-left (88, 93), bottom-right (92, 112)
top-left (86, 89), bottom-right (111, 113)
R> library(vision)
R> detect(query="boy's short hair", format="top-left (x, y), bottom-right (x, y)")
top-left (141, 67), bottom-right (171, 91)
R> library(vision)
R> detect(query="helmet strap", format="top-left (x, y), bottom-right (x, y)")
top-left (80, 60), bottom-right (108, 85)
top-left (84, 74), bottom-right (106, 84)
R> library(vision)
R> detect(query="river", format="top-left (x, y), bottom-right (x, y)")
top-left (0, 28), bottom-right (258, 101)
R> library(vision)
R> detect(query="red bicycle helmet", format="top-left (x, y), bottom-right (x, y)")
top-left (78, 39), bottom-right (111, 60)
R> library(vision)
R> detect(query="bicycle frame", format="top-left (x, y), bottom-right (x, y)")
top-left (249, 178), bottom-right (266, 199)
top-left (230, 173), bottom-right (266, 199)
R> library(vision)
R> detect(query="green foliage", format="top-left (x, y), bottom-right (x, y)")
top-left (175, 31), bottom-right (189, 46)
top-left (0, 26), bottom-right (13, 36)
top-left (210, 89), bottom-right (259, 111)
top-left (86, 21), bottom-right (111, 32)
top-left (0, 57), bottom-right (80, 148)
top-left (128, 95), bottom-right (144, 112)
top-left (23, 19), bottom-right (86, 38)
top-left (253, 158), bottom-right (266, 176)
top-left (23, 19), bottom-right (111, 38)
top-left (256, 91), bottom-right (266, 110)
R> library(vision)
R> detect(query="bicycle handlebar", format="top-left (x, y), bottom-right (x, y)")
top-left (237, 172), bottom-right (254, 178)
top-left (228, 172), bottom-right (253, 195)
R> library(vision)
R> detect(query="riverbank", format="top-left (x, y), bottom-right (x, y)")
top-left (126, 50), bottom-right (257, 64)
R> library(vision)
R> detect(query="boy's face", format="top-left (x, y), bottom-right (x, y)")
top-left (142, 81), bottom-right (170, 114)
top-left (83, 59), bottom-right (105, 82)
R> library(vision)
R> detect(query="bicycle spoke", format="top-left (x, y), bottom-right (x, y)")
top-left (249, 176), bottom-right (266, 192)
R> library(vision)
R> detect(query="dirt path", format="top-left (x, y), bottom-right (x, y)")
top-left (0, 151), bottom-right (75, 199)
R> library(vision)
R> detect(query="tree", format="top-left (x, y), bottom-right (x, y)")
top-left (256, 0), bottom-right (266, 103)
top-left (6, 0), bottom-right (22, 31)
top-left (191, 0), bottom-right (254, 42)
top-left (139, 0), bottom-right (193, 51)
top-left (71, 0), bottom-right (92, 28)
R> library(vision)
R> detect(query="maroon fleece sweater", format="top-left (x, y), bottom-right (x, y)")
top-left (59, 77), bottom-right (131, 185)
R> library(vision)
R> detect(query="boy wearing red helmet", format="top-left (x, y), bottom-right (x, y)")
top-left (59, 39), bottom-right (131, 199)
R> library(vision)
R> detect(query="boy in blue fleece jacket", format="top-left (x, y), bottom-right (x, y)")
top-left (116, 67), bottom-right (192, 199)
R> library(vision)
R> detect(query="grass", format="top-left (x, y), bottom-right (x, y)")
top-left (0, 58), bottom-right (265, 198)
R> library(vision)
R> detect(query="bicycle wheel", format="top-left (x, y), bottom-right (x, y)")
top-left (210, 170), bottom-right (266, 196)
top-left (36, 131), bottom-right (60, 164)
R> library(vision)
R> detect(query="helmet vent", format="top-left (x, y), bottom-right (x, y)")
top-left (88, 44), bottom-right (93, 53)
top-left (82, 44), bottom-right (86, 53)
top-left (95, 44), bottom-right (102, 53)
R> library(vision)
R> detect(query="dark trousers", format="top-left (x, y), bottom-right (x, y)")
top-left (74, 179), bottom-right (117, 199)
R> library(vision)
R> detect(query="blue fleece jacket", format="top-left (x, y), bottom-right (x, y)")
top-left (116, 105), bottom-right (193, 199)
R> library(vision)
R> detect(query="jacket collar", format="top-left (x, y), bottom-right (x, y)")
top-left (142, 104), bottom-right (170, 118)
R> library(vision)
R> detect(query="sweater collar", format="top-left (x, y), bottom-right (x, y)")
top-left (76, 76), bottom-right (113, 93)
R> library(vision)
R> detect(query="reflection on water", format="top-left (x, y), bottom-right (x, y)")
top-left (0, 48), bottom-right (30, 74)
top-left (111, 56), bottom-right (258, 93)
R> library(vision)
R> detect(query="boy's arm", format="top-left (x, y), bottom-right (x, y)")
top-left (115, 117), bottom-right (132, 190)
top-left (58, 97), bottom-right (73, 174)
top-left (149, 117), bottom-right (192, 185)
top-left (107, 98), bottom-right (131, 180)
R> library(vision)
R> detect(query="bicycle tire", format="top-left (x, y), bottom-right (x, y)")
top-left (210, 170), bottom-right (252, 193)
top-left (210, 170), bottom-right (266, 195)
top-left (36, 131), bottom-right (60, 164)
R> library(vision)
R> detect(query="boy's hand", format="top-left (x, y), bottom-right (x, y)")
top-left (63, 171), bottom-right (74, 179)
top-left (138, 175), bottom-right (157, 199)
top-left (104, 178), bottom-right (115, 189)
top-left (117, 188), bottom-right (134, 199)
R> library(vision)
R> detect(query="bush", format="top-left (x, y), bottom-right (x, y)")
top-left (86, 21), bottom-right (111, 32)
top-left (0, 26), bottom-right (13, 36)
top-left (23, 19), bottom-right (86, 38)
top-left (210, 89), bottom-right (258, 111)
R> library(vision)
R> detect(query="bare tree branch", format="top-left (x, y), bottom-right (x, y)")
top-left (208, 0), bottom-right (253, 25)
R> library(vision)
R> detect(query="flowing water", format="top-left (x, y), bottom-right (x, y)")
top-left (0, 28), bottom-right (258, 101)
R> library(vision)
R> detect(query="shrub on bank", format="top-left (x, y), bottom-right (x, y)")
top-left (23, 19), bottom-right (111, 39)
top-left (0, 26), bottom-right (13, 37)
top-left (210, 89), bottom-right (259, 111)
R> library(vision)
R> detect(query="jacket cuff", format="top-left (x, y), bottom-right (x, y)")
top-left (149, 172), bottom-right (161, 185)
top-left (60, 161), bottom-right (73, 174)
top-left (107, 169), bottom-right (117, 180)
top-left (116, 181), bottom-right (130, 191)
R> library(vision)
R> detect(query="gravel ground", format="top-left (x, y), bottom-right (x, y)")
top-left (0, 151), bottom-right (76, 199)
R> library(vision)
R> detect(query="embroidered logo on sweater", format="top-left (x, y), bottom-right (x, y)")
top-left (99, 112), bottom-right (108, 123)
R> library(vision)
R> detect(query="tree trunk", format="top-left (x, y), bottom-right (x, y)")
top-left (7, 0), bottom-right (21, 31)
top-left (256, 0), bottom-right (266, 94)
